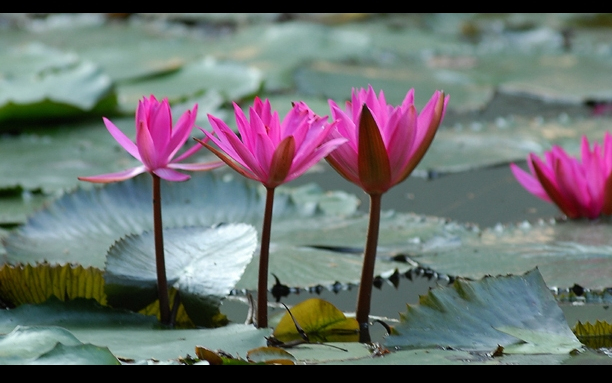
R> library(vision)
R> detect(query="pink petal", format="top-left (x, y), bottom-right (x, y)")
top-left (169, 161), bottom-right (224, 172)
top-left (165, 104), bottom-right (198, 161)
top-left (78, 166), bottom-right (147, 183)
top-left (103, 117), bottom-right (141, 161)
top-left (136, 120), bottom-right (161, 170)
top-left (152, 167), bottom-right (191, 182)
top-left (149, 98), bottom-right (172, 155)
top-left (510, 162), bottom-right (550, 202)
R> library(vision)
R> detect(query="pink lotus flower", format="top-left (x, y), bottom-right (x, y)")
top-left (322, 85), bottom-right (448, 342)
top-left (510, 133), bottom-right (612, 219)
top-left (199, 97), bottom-right (347, 188)
top-left (78, 95), bottom-right (223, 326)
top-left (198, 97), bottom-right (347, 329)
top-left (325, 85), bottom-right (449, 195)
top-left (78, 95), bottom-right (223, 184)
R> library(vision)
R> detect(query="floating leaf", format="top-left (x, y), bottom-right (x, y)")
top-left (0, 298), bottom-right (268, 363)
top-left (573, 320), bottom-right (612, 349)
top-left (0, 263), bottom-right (106, 307)
top-left (412, 217), bottom-right (612, 291)
top-left (385, 268), bottom-right (583, 354)
top-left (0, 42), bottom-right (116, 127)
top-left (207, 21), bottom-right (372, 91)
top-left (104, 224), bottom-right (257, 327)
top-left (272, 298), bottom-right (359, 343)
top-left (0, 325), bottom-right (119, 365)
top-left (117, 56), bottom-right (263, 112)
top-left (0, 118), bottom-right (143, 194)
top-left (246, 346), bottom-right (297, 365)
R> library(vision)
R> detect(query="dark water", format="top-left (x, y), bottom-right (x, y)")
top-left (222, 161), bottom-right (612, 341)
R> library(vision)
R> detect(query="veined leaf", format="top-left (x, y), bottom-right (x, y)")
top-left (0, 263), bottom-right (106, 307)
top-left (385, 268), bottom-right (583, 354)
top-left (573, 320), bottom-right (612, 349)
top-left (104, 224), bottom-right (257, 327)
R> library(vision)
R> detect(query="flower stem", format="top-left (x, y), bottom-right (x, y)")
top-left (152, 174), bottom-right (171, 325)
top-left (356, 192), bottom-right (382, 343)
top-left (257, 186), bottom-right (275, 328)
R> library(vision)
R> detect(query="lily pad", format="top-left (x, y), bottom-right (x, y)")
top-left (0, 298), bottom-right (268, 363)
top-left (0, 325), bottom-right (119, 365)
top-left (104, 224), bottom-right (257, 326)
top-left (0, 115), bottom-right (221, 195)
top-left (385, 268), bottom-right (583, 354)
top-left (411, 217), bottom-right (612, 291)
top-left (0, 42), bottom-right (116, 126)
top-left (207, 21), bottom-right (372, 91)
top-left (116, 56), bottom-right (263, 113)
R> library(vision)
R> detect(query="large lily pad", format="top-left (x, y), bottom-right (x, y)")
top-left (206, 20), bottom-right (372, 91)
top-left (6, 167), bottom-right (612, 292)
top-left (0, 113), bottom-right (222, 196)
top-left (104, 224), bottom-right (257, 326)
top-left (411, 217), bottom-right (612, 291)
top-left (0, 325), bottom-right (119, 365)
top-left (116, 56), bottom-right (263, 113)
top-left (0, 298), bottom-right (269, 363)
top-left (0, 42), bottom-right (116, 126)
top-left (385, 268), bottom-right (582, 354)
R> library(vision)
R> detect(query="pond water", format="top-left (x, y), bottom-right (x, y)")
top-left (222, 162), bottom-right (612, 342)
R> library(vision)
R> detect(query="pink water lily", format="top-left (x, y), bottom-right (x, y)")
top-left (198, 97), bottom-right (347, 329)
top-left (78, 95), bottom-right (223, 184)
top-left (510, 133), bottom-right (612, 219)
top-left (199, 97), bottom-right (347, 188)
top-left (323, 85), bottom-right (448, 342)
top-left (78, 95), bottom-right (223, 326)
top-left (326, 85), bottom-right (449, 194)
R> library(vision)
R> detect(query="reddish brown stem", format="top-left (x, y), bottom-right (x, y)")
top-left (256, 187), bottom-right (276, 328)
top-left (355, 192), bottom-right (382, 343)
top-left (152, 174), bottom-right (171, 325)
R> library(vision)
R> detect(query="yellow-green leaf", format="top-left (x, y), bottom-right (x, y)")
top-left (0, 263), bottom-right (106, 306)
top-left (272, 298), bottom-right (359, 343)
top-left (573, 320), bottom-right (612, 349)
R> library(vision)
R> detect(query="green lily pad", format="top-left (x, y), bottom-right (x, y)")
top-left (0, 298), bottom-right (268, 363)
top-left (0, 115), bottom-right (221, 196)
top-left (0, 42), bottom-right (116, 126)
top-left (104, 224), bottom-right (257, 326)
top-left (0, 325), bottom-right (119, 365)
top-left (116, 56), bottom-right (263, 113)
top-left (385, 268), bottom-right (583, 354)
top-left (207, 21), bottom-right (372, 91)
top-left (412, 217), bottom-right (612, 291)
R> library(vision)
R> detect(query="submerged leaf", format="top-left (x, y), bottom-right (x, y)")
top-left (386, 268), bottom-right (582, 354)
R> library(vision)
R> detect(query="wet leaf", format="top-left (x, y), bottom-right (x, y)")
top-left (573, 320), bottom-right (612, 349)
top-left (385, 268), bottom-right (583, 354)
top-left (246, 346), bottom-right (296, 364)
top-left (104, 224), bottom-right (257, 327)
top-left (117, 56), bottom-right (263, 113)
top-left (272, 298), bottom-right (359, 343)
top-left (0, 325), bottom-right (119, 365)
top-left (0, 42), bottom-right (116, 127)
top-left (412, 217), bottom-right (612, 291)
top-left (0, 263), bottom-right (106, 307)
